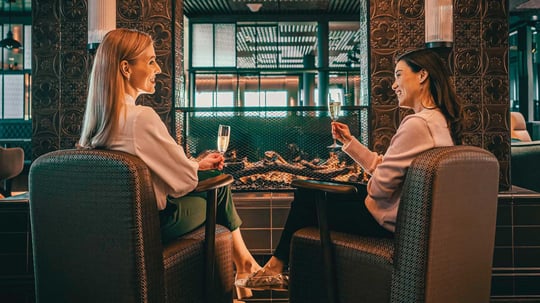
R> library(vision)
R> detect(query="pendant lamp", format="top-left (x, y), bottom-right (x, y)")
top-left (425, 0), bottom-right (453, 48)
top-left (0, 0), bottom-right (21, 49)
top-left (87, 0), bottom-right (116, 52)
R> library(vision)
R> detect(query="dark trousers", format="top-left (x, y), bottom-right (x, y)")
top-left (159, 170), bottom-right (242, 244)
top-left (273, 183), bottom-right (393, 265)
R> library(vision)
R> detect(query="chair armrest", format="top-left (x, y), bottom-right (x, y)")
top-left (194, 174), bottom-right (234, 193)
top-left (291, 179), bottom-right (358, 195)
top-left (290, 179), bottom-right (358, 303)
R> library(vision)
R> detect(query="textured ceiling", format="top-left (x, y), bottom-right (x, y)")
top-left (509, 0), bottom-right (540, 29)
top-left (233, 21), bottom-right (360, 68)
top-left (184, 0), bottom-right (538, 69)
top-left (183, 0), bottom-right (361, 18)
top-left (510, 0), bottom-right (540, 11)
top-left (0, 0), bottom-right (31, 12)
top-left (184, 0), bottom-right (361, 69)
top-left (184, 0), bottom-right (538, 17)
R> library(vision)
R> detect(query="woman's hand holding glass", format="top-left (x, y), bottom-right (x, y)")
top-left (198, 153), bottom-right (224, 171)
top-left (331, 122), bottom-right (353, 146)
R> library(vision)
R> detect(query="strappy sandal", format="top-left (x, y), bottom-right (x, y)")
top-left (235, 268), bottom-right (289, 291)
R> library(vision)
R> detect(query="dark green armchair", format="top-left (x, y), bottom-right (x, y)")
top-left (511, 141), bottom-right (540, 193)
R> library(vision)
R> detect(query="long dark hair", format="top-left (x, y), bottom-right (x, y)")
top-left (396, 49), bottom-right (463, 145)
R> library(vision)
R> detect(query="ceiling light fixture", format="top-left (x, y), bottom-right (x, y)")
top-left (246, 3), bottom-right (263, 13)
top-left (0, 0), bottom-right (21, 49)
top-left (425, 0), bottom-right (453, 48)
top-left (88, 0), bottom-right (116, 52)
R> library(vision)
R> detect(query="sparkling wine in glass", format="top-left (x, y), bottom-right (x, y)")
top-left (217, 125), bottom-right (230, 154)
top-left (328, 95), bottom-right (342, 149)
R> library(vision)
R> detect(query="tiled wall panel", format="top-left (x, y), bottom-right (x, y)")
top-left (32, 0), bottom-right (510, 189)
top-left (492, 188), bottom-right (540, 299)
top-left (369, 0), bottom-right (510, 190)
top-left (32, 0), bottom-right (182, 158)
top-left (234, 192), bottom-right (294, 255)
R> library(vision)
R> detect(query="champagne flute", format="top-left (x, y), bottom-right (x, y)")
top-left (217, 125), bottom-right (231, 154)
top-left (327, 94), bottom-right (342, 149)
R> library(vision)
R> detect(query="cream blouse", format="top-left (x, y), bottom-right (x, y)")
top-left (342, 108), bottom-right (454, 232)
top-left (108, 96), bottom-right (199, 210)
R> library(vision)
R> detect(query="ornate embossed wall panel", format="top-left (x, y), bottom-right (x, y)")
top-left (32, 0), bottom-right (509, 188)
top-left (59, 1), bottom-right (88, 150)
top-left (117, 0), bottom-right (178, 127)
top-left (32, 1), bottom-right (62, 157)
top-left (32, 0), bottom-right (181, 158)
top-left (369, 0), bottom-right (510, 189)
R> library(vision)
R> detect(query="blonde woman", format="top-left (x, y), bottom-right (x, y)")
top-left (78, 28), bottom-right (259, 300)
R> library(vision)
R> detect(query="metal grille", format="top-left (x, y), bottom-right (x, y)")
top-left (176, 106), bottom-right (369, 190)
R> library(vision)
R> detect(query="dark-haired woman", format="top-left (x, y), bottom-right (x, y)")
top-left (240, 48), bottom-right (463, 289)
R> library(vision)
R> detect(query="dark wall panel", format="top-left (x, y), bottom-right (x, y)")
top-left (31, 0), bottom-right (183, 157)
top-left (32, 0), bottom-right (509, 189)
top-left (369, 0), bottom-right (510, 190)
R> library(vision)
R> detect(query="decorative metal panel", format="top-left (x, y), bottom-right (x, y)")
top-left (31, 0), bottom-right (511, 190)
top-left (368, 0), bottom-right (510, 190)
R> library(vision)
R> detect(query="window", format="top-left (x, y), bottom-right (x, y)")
top-left (178, 19), bottom-right (369, 165)
top-left (192, 23), bottom-right (236, 68)
top-left (0, 2), bottom-right (32, 162)
top-left (194, 91), bottom-right (234, 117)
top-left (244, 90), bottom-right (287, 116)
top-left (0, 24), bottom-right (31, 120)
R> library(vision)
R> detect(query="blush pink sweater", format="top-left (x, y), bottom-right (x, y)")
top-left (342, 109), bottom-right (454, 232)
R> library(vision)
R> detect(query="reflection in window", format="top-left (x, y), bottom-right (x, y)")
top-left (195, 91), bottom-right (234, 117)
top-left (1, 24), bottom-right (31, 120)
top-left (244, 91), bottom-right (287, 117)
top-left (2, 24), bottom-right (23, 70)
top-left (0, 74), bottom-right (24, 118)
top-left (192, 23), bottom-right (235, 68)
top-left (192, 24), bottom-right (214, 67)
top-left (24, 25), bottom-right (31, 70)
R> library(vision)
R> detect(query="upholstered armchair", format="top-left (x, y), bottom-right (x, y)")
top-left (288, 146), bottom-right (500, 303)
top-left (29, 149), bottom-right (234, 303)
top-left (511, 141), bottom-right (540, 192)
top-left (510, 111), bottom-right (532, 142)
top-left (0, 146), bottom-right (24, 197)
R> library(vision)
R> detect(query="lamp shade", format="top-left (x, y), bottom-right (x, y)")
top-left (88, 0), bottom-right (116, 51)
top-left (425, 0), bottom-right (453, 48)
top-left (0, 30), bottom-right (21, 49)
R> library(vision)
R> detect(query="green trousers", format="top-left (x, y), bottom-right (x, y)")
top-left (159, 170), bottom-right (242, 244)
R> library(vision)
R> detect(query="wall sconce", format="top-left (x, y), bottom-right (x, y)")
top-left (87, 0), bottom-right (116, 52)
top-left (425, 0), bottom-right (453, 48)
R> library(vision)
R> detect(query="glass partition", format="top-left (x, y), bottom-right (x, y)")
top-left (180, 19), bottom-right (367, 190)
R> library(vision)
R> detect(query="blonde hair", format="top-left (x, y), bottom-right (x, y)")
top-left (78, 28), bottom-right (153, 149)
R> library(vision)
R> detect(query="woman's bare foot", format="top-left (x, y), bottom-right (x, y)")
top-left (261, 256), bottom-right (285, 275)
